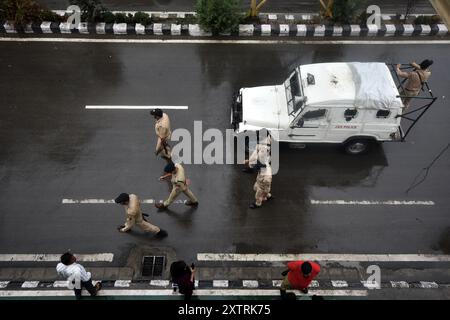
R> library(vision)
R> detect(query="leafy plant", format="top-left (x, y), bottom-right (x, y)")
top-left (133, 11), bottom-right (151, 25)
top-left (414, 15), bottom-right (442, 25)
top-left (101, 10), bottom-right (115, 24)
top-left (196, 0), bottom-right (242, 35)
top-left (40, 9), bottom-right (66, 22)
top-left (330, 0), bottom-right (365, 25)
top-left (1, 0), bottom-right (43, 28)
top-left (69, 0), bottom-right (106, 23)
top-left (114, 12), bottom-right (126, 23)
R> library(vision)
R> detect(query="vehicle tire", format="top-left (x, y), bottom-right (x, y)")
top-left (343, 139), bottom-right (371, 155)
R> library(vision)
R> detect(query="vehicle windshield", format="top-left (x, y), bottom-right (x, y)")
top-left (284, 69), bottom-right (304, 116)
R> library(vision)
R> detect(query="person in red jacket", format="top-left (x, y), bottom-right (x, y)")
top-left (280, 260), bottom-right (320, 297)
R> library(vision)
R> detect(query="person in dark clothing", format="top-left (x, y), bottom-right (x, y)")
top-left (170, 261), bottom-right (196, 300)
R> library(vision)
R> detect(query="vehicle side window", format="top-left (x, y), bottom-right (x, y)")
top-left (376, 110), bottom-right (391, 118)
top-left (302, 109), bottom-right (327, 120)
top-left (344, 108), bottom-right (358, 121)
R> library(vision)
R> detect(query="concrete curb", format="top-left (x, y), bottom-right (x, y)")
top-left (1, 21), bottom-right (448, 37)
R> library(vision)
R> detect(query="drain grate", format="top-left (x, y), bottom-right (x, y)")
top-left (142, 256), bottom-right (165, 277)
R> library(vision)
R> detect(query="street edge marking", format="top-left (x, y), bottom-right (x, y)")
top-left (197, 253), bottom-right (450, 262)
top-left (1, 38), bottom-right (450, 45)
top-left (85, 105), bottom-right (188, 110)
top-left (311, 200), bottom-right (435, 205)
top-left (0, 253), bottom-right (114, 262)
top-left (0, 282), bottom-right (10, 289)
top-left (62, 199), bottom-right (187, 204)
top-left (0, 289), bottom-right (369, 297)
top-left (150, 280), bottom-right (170, 287)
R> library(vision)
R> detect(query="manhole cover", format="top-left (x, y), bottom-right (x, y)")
top-left (142, 256), bottom-right (166, 277)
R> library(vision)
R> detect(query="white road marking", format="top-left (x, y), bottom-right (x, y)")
top-left (213, 280), bottom-right (229, 288)
top-left (419, 281), bottom-right (439, 289)
top-left (0, 282), bottom-right (9, 289)
top-left (0, 289), bottom-right (369, 297)
top-left (62, 199), bottom-right (186, 204)
top-left (361, 281), bottom-right (381, 290)
top-left (242, 280), bottom-right (259, 288)
top-left (331, 280), bottom-right (349, 288)
top-left (150, 280), bottom-right (170, 287)
top-left (0, 253), bottom-right (113, 262)
top-left (197, 253), bottom-right (450, 262)
top-left (1, 38), bottom-right (450, 45)
top-left (114, 280), bottom-right (131, 288)
top-left (85, 105), bottom-right (188, 110)
top-left (311, 200), bottom-right (435, 206)
top-left (310, 280), bottom-right (320, 288)
top-left (390, 281), bottom-right (410, 288)
top-left (21, 281), bottom-right (39, 288)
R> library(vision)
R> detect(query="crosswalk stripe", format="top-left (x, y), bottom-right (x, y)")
top-left (390, 281), bottom-right (410, 288)
top-left (331, 280), bottom-right (348, 288)
top-left (21, 281), bottom-right (39, 288)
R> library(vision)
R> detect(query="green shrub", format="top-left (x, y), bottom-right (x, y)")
top-left (331, 0), bottom-right (365, 25)
top-left (40, 9), bottom-right (65, 22)
top-left (2, 0), bottom-right (43, 28)
top-left (114, 12), bottom-right (126, 23)
top-left (196, 0), bottom-right (242, 35)
top-left (101, 10), bottom-right (115, 23)
top-left (414, 15), bottom-right (442, 25)
top-left (133, 11), bottom-right (151, 25)
top-left (69, 0), bottom-right (106, 23)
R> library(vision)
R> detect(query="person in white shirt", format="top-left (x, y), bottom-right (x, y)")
top-left (56, 252), bottom-right (102, 299)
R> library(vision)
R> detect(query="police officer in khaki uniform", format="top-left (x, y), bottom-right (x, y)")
top-left (150, 108), bottom-right (172, 160)
top-left (244, 129), bottom-right (273, 209)
top-left (155, 163), bottom-right (198, 210)
top-left (250, 163), bottom-right (273, 209)
top-left (115, 193), bottom-right (168, 238)
top-left (396, 60), bottom-right (433, 109)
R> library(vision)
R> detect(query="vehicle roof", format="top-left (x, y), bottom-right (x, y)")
top-left (299, 62), bottom-right (403, 109)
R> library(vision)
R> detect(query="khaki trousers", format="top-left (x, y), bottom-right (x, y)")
top-left (164, 185), bottom-right (198, 207)
top-left (156, 137), bottom-right (171, 159)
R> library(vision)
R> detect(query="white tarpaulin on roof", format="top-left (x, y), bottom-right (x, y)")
top-left (349, 62), bottom-right (403, 110)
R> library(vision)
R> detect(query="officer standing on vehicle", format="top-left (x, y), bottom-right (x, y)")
top-left (396, 59), bottom-right (433, 109)
top-left (115, 193), bottom-right (168, 238)
top-left (150, 108), bottom-right (172, 160)
top-left (155, 163), bottom-right (199, 210)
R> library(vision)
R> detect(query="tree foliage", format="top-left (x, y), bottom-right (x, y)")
top-left (331, 0), bottom-right (365, 24)
top-left (196, 0), bottom-right (242, 35)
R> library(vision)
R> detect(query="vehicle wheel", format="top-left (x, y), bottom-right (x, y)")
top-left (344, 139), bottom-right (371, 155)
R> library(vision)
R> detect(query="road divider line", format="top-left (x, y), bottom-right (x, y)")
top-left (0, 253), bottom-right (114, 262)
top-left (0, 289), bottom-right (369, 297)
top-left (85, 105), bottom-right (188, 110)
top-left (1, 38), bottom-right (450, 45)
top-left (197, 253), bottom-right (450, 262)
top-left (310, 200), bottom-right (435, 206)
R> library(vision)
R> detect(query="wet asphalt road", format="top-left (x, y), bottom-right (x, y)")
top-left (0, 41), bottom-right (449, 266)
top-left (38, 0), bottom-right (436, 14)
